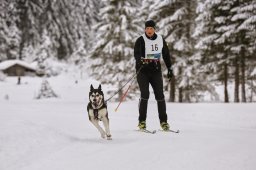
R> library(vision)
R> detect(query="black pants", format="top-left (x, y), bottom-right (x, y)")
top-left (137, 71), bottom-right (168, 123)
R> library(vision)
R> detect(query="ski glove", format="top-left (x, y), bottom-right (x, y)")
top-left (138, 58), bottom-right (147, 68)
top-left (167, 67), bottom-right (173, 81)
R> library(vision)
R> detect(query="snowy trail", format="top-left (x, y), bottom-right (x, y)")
top-left (1, 100), bottom-right (256, 170)
top-left (1, 77), bottom-right (256, 170)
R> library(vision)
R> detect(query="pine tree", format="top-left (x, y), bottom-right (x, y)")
top-left (39, 0), bottom-right (101, 60)
top-left (195, 0), bottom-right (256, 102)
top-left (69, 39), bottom-right (89, 79)
top-left (0, 0), bottom-right (8, 61)
top-left (230, 0), bottom-right (256, 102)
top-left (148, 0), bottom-right (199, 102)
top-left (89, 0), bottom-right (139, 100)
top-left (0, 0), bottom-right (21, 60)
top-left (0, 0), bottom-right (100, 62)
top-left (35, 29), bottom-right (53, 76)
top-left (68, 0), bottom-right (102, 78)
top-left (240, 1), bottom-right (256, 102)
top-left (133, 0), bottom-right (154, 32)
top-left (36, 79), bottom-right (58, 99)
top-left (195, 0), bottom-right (234, 102)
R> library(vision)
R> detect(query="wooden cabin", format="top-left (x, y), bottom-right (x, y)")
top-left (0, 60), bottom-right (37, 76)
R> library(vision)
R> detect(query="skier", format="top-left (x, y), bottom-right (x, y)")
top-left (134, 20), bottom-right (173, 131)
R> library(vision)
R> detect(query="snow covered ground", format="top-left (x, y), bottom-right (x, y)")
top-left (1, 75), bottom-right (256, 170)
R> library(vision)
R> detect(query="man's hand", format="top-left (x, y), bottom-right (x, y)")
top-left (138, 58), bottom-right (147, 68)
top-left (167, 67), bottom-right (173, 81)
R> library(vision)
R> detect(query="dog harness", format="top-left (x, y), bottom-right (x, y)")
top-left (93, 108), bottom-right (99, 120)
top-left (91, 103), bottom-right (107, 120)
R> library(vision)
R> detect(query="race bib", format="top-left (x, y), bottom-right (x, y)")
top-left (142, 34), bottom-right (163, 60)
top-left (146, 53), bottom-right (161, 60)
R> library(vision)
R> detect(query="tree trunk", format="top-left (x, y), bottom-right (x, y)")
top-left (234, 57), bottom-right (240, 102)
top-left (241, 48), bottom-right (246, 102)
top-left (178, 66), bottom-right (183, 103)
top-left (249, 79), bottom-right (253, 102)
top-left (18, 1), bottom-right (28, 60)
top-left (224, 63), bottom-right (229, 103)
top-left (118, 81), bottom-right (123, 102)
top-left (178, 87), bottom-right (183, 103)
top-left (169, 75), bottom-right (176, 102)
top-left (184, 79), bottom-right (191, 102)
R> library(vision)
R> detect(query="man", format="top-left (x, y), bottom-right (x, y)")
top-left (134, 20), bottom-right (173, 131)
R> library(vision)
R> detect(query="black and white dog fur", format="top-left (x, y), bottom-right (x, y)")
top-left (87, 84), bottom-right (112, 140)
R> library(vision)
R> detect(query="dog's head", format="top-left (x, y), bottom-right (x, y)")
top-left (89, 84), bottom-right (104, 108)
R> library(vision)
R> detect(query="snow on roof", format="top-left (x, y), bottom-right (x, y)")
top-left (0, 59), bottom-right (36, 71)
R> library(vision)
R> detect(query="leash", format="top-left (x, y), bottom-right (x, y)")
top-left (114, 75), bottom-right (137, 112)
top-left (104, 66), bottom-right (142, 103)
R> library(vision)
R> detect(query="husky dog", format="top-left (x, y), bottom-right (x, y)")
top-left (87, 84), bottom-right (112, 140)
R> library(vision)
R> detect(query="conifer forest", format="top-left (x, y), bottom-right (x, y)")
top-left (0, 0), bottom-right (256, 102)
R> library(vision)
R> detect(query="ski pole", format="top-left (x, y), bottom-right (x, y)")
top-left (114, 84), bottom-right (131, 112)
top-left (115, 77), bottom-right (137, 112)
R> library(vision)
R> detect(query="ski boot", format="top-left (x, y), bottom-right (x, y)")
top-left (160, 122), bottom-right (170, 131)
top-left (138, 121), bottom-right (146, 130)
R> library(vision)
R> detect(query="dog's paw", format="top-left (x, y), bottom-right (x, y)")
top-left (106, 134), bottom-right (112, 140)
top-left (100, 132), bottom-right (106, 139)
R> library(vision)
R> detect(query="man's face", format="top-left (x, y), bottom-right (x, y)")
top-left (145, 27), bottom-right (155, 38)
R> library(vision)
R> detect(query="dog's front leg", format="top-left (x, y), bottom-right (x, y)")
top-left (101, 117), bottom-right (111, 140)
top-left (90, 119), bottom-right (106, 138)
